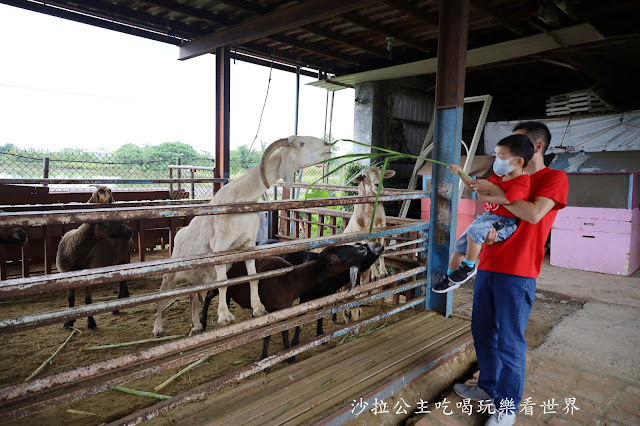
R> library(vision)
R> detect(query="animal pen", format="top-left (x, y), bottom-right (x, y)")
top-left (0, 176), bottom-right (471, 425)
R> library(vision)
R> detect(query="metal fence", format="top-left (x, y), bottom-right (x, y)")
top-left (0, 150), bottom-right (344, 200)
top-left (0, 192), bottom-right (429, 424)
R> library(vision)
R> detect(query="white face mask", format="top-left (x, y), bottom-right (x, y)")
top-left (493, 157), bottom-right (517, 176)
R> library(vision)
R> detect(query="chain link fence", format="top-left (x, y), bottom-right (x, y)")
top-left (0, 148), bottom-right (354, 201)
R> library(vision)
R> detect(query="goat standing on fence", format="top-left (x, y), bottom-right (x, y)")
top-left (56, 186), bottom-right (133, 329)
top-left (152, 136), bottom-right (332, 336)
top-left (341, 167), bottom-right (395, 325)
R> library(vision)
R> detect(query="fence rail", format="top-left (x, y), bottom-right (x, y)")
top-left (0, 184), bottom-right (430, 424)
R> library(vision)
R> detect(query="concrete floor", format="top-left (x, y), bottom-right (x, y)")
top-left (534, 258), bottom-right (640, 381)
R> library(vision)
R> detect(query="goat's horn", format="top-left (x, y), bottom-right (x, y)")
top-left (259, 138), bottom-right (290, 188)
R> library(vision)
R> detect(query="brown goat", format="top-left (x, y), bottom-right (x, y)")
top-left (56, 186), bottom-right (132, 329)
top-left (201, 244), bottom-right (369, 360)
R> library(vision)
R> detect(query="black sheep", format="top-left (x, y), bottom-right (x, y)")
top-left (200, 244), bottom-right (371, 360)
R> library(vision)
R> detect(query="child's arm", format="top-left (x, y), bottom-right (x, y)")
top-left (477, 193), bottom-right (511, 205)
top-left (448, 165), bottom-right (473, 190)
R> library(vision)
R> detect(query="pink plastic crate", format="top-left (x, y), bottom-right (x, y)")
top-left (551, 207), bottom-right (640, 276)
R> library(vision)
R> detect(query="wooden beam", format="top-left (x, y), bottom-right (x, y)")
top-left (140, 0), bottom-right (234, 27)
top-left (381, 0), bottom-right (439, 27)
top-left (3, 0), bottom-right (186, 45)
top-left (179, 0), bottom-right (375, 60)
top-left (344, 12), bottom-right (432, 53)
top-left (266, 34), bottom-right (362, 66)
top-left (302, 24), bottom-right (392, 59)
top-left (470, 0), bottom-right (526, 35)
top-left (239, 41), bottom-right (353, 75)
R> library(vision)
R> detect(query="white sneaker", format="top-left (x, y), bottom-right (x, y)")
top-left (485, 411), bottom-right (516, 426)
top-left (453, 383), bottom-right (492, 401)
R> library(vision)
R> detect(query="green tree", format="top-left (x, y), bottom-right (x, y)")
top-left (143, 142), bottom-right (201, 162)
top-left (114, 143), bottom-right (144, 161)
top-left (230, 143), bottom-right (266, 170)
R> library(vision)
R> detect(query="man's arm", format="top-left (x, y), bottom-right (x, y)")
top-left (503, 196), bottom-right (558, 224)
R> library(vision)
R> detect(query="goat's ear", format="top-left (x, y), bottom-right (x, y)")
top-left (279, 155), bottom-right (296, 189)
top-left (349, 173), bottom-right (366, 184)
top-left (383, 170), bottom-right (396, 179)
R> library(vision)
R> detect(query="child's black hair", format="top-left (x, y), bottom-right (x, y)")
top-left (497, 134), bottom-right (535, 167)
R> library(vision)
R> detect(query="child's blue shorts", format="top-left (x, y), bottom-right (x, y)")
top-left (452, 212), bottom-right (517, 255)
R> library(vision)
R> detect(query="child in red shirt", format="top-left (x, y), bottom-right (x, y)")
top-left (433, 134), bottom-right (534, 293)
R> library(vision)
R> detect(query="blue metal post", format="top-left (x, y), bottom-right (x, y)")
top-left (425, 109), bottom-right (463, 316)
top-left (425, 0), bottom-right (469, 316)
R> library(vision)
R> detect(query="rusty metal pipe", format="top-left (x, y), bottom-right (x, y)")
top-left (0, 267), bottom-right (425, 413)
top-left (0, 178), bottom-right (226, 185)
top-left (112, 297), bottom-right (428, 426)
top-left (0, 193), bottom-right (427, 228)
top-left (0, 224), bottom-right (428, 299)
top-left (0, 266), bottom-right (295, 334)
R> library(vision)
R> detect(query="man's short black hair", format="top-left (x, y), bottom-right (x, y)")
top-left (497, 134), bottom-right (535, 167)
top-left (513, 121), bottom-right (551, 153)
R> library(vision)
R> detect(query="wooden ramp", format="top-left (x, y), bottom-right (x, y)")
top-left (160, 312), bottom-right (472, 425)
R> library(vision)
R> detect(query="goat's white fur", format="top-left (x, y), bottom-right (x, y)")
top-left (341, 166), bottom-right (395, 325)
top-left (152, 136), bottom-right (332, 336)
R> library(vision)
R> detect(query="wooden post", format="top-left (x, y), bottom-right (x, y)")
top-left (176, 158), bottom-right (182, 193)
top-left (169, 167), bottom-right (174, 199)
top-left (0, 247), bottom-right (7, 280)
top-left (190, 168), bottom-right (195, 199)
top-left (44, 225), bottom-right (52, 274)
top-left (21, 245), bottom-right (29, 278)
top-left (138, 220), bottom-right (146, 262)
top-left (42, 157), bottom-right (50, 187)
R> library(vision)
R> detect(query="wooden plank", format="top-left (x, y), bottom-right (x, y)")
top-left (266, 323), bottom-right (471, 425)
top-left (179, 313), bottom-right (440, 422)
top-left (207, 317), bottom-right (467, 425)
top-left (298, 330), bottom-right (472, 426)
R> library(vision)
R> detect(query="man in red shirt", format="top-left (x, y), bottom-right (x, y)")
top-left (453, 121), bottom-right (569, 426)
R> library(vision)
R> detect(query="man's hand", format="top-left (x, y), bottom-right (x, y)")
top-left (484, 228), bottom-right (498, 245)
top-left (469, 179), bottom-right (503, 196)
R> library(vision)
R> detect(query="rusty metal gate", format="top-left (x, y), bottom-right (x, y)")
top-left (0, 178), bottom-right (430, 425)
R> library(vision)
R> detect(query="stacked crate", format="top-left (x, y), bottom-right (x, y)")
top-left (549, 151), bottom-right (640, 276)
top-left (546, 90), bottom-right (614, 116)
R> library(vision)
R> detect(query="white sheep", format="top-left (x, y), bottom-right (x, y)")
top-left (341, 166), bottom-right (396, 325)
top-left (152, 136), bottom-right (332, 336)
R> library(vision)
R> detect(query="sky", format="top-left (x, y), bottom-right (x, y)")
top-left (0, 4), bottom-right (355, 156)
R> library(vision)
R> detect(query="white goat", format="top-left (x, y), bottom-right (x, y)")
top-left (341, 166), bottom-right (395, 325)
top-left (344, 166), bottom-right (396, 278)
top-left (152, 136), bottom-right (332, 336)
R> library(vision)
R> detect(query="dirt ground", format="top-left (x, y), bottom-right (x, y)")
top-left (0, 250), bottom-right (419, 425)
top-left (0, 250), bottom-right (586, 425)
top-left (450, 276), bottom-right (584, 350)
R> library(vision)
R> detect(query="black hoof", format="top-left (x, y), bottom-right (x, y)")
top-left (62, 321), bottom-right (75, 329)
top-left (112, 310), bottom-right (120, 315)
top-left (286, 356), bottom-right (297, 364)
top-left (88, 319), bottom-right (97, 329)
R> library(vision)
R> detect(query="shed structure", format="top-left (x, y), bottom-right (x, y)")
top-left (1, 0), bottom-right (640, 424)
